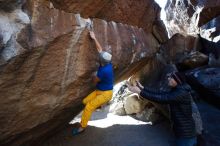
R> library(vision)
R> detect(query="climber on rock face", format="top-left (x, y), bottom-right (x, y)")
top-left (72, 31), bottom-right (114, 135)
top-left (126, 72), bottom-right (197, 146)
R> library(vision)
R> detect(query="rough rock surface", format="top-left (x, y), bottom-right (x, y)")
top-left (165, 0), bottom-right (220, 37)
top-left (177, 51), bottom-right (208, 70)
top-left (153, 20), bottom-right (169, 43)
top-left (0, 8), bottom-right (30, 65)
top-left (185, 67), bottom-right (220, 108)
top-left (109, 101), bottom-right (126, 116)
top-left (0, 0), bottom-right (159, 145)
top-left (136, 106), bottom-right (162, 124)
top-left (124, 94), bottom-right (147, 115)
top-left (0, 0), bottom-right (25, 12)
top-left (159, 33), bottom-right (200, 64)
top-left (196, 0), bottom-right (220, 27)
top-left (1, 0), bottom-right (219, 145)
top-left (50, 0), bottom-right (161, 33)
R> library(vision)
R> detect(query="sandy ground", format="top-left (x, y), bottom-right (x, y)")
top-left (41, 101), bottom-right (220, 146)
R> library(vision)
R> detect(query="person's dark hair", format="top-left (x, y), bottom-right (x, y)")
top-left (167, 72), bottom-right (186, 85)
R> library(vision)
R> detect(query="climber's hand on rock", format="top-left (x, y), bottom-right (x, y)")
top-left (89, 31), bottom-right (96, 40)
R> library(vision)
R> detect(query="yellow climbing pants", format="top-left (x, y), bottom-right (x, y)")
top-left (80, 90), bottom-right (113, 128)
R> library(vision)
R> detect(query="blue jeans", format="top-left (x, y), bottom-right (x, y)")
top-left (176, 137), bottom-right (197, 146)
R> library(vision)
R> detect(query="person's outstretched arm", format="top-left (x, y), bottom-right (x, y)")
top-left (139, 88), bottom-right (185, 104)
top-left (127, 84), bottom-right (186, 104)
top-left (90, 31), bottom-right (103, 53)
top-left (136, 81), bottom-right (169, 94)
top-left (143, 86), bottom-right (169, 94)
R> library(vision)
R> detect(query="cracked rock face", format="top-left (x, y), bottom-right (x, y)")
top-left (0, 0), bottom-right (159, 145)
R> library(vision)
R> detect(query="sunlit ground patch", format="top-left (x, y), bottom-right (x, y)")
top-left (70, 106), bottom-right (151, 128)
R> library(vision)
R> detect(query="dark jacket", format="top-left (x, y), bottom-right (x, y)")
top-left (140, 84), bottom-right (196, 138)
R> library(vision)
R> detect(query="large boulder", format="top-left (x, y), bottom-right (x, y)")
top-left (185, 67), bottom-right (220, 108)
top-left (124, 94), bottom-right (147, 115)
top-left (176, 51), bottom-right (208, 70)
top-left (159, 33), bottom-right (201, 64)
top-left (153, 20), bottom-right (169, 43)
top-left (0, 0), bottom-right (159, 145)
top-left (50, 0), bottom-right (162, 33)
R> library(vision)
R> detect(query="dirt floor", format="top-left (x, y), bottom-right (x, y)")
top-left (41, 101), bottom-right (220, 146)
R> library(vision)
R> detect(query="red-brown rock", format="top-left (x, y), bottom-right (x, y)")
top-left (50, 0), bottom-right (161, 32)
top-left (0, 1), bottom-right (159, 145)
top-left (153, 20), bottom-right (169, 43)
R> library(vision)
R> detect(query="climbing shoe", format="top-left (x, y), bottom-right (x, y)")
top-left (72, 127), bottom-right (85, 136)
top-left (71, 122), bottom-right (85, 136)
